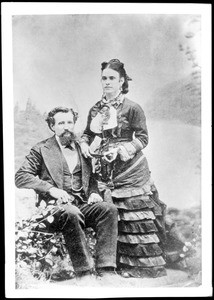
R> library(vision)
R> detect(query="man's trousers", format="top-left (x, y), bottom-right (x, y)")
top-left (47, 201), bottom-right (118, 273)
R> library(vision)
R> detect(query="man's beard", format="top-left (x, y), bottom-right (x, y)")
top-left (59, 130), bottom-right (76, 146)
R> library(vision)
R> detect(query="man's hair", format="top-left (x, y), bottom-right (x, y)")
top-left (45, 107), bottom-right (78, 131)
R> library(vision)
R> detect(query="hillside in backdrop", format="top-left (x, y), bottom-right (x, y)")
top-left (146, 71), bottom-right (201, 126)
top-left (14, 100), bottom-right (52, 171)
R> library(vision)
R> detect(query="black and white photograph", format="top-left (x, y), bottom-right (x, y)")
top-left (2, 2), bottom-right (212, 298)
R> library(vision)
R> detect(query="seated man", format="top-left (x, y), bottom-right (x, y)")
top-left (15, 106), bottom-right (118, 279)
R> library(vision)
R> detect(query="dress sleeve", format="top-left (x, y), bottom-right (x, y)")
top-left (129, 103), bottom-right (149, 151)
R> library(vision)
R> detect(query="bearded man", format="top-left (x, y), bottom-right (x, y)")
top-left (15, 106), bottom-right (118, 280)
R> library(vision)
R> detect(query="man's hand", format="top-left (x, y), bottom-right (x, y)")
top-left (88, 193), bottom-right (103, 205)
top-left (48, 187), bottom-right (71, 204)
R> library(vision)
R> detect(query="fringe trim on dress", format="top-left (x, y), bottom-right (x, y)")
top-left (118, 233), bottom-right (159, 244)
top-left (119, 210), bottom-right (155, 221)
top-left (119, 255), bottom-right (166, 267)
top-left (114, 196), bottom-right (154, 210)
top-left (118, 242), bottom-right (163, 257)
top-left (118, 219), bottom-right (158, 233)
top-left (114, 195), bottom-right (163, 217)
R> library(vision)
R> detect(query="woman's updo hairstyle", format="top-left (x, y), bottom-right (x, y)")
top-left (101, 59), bottom-right (132, 94)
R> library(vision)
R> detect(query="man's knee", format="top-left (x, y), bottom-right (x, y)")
top-left (65, 203), bottom-right (84, 216)
top-left (98, 202), bottom-right (118, 218)
top-left (60, 203), bottom-right (85, 227)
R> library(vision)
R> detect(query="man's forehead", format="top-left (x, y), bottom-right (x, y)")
top-left (54, 111), bottom-right (74, 121)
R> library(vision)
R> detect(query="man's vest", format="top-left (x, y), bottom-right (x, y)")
top-left (61, 152), bottom-right (82, 192)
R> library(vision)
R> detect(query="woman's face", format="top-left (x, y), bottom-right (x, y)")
top-left (101, 68), bottom-right (124, 97)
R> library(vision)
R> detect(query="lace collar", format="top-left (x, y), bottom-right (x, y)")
top-left (101, 92), bottom-right (124, 109)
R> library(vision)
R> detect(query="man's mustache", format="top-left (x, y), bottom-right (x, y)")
top-left (60, 130), bottom-right (75, 138)
top-left (59, 130), bottom-right (76, 146)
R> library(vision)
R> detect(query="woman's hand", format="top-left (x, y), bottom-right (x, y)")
top-left (118, 144), bottom-right (135, 161)
top-left (88, 193), bottom-right (103, 205)
top-left (80, 142), bottom-right (92, 159)
top-left (103, 148), bottom-right (118, 163)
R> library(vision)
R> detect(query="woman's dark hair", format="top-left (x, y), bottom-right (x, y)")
top-left (101, 59), bottom-right (132, 94)
top-left (45, 106), bottom-right (78, 131)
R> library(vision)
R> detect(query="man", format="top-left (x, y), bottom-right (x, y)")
top-left (15, 106), bottom-right (118, 279)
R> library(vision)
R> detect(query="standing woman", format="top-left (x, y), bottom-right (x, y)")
top-left (80, 59), bottom-right (167, 278)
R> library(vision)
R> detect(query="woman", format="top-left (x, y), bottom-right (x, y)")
top-left (80, 59), bottom-right (167, 278)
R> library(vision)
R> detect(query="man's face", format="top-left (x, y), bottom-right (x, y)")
top-left (51, 111), bottom-right (75, 145)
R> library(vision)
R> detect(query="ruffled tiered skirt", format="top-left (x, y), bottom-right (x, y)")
top-left (113, 191), bottom-right (167, 278)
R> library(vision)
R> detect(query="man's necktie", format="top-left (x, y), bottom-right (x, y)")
top-left (65, 144), bottom-right (75, 151)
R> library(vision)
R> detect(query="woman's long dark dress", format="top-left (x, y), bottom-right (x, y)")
top-left (81, 95), bottom-right (167, 278)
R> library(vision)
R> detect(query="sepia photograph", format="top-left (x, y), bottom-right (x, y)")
top-left (2, 2), bottom-right (212, 298)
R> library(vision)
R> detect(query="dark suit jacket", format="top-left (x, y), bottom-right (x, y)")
top-left (15, 135), bottom-right (98, 202)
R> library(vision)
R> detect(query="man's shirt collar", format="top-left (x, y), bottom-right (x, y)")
top-left (55, 135), bottom-right (75, 150)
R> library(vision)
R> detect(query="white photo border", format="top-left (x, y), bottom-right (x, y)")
top-left (2, 2), bottom-right (212, 298)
